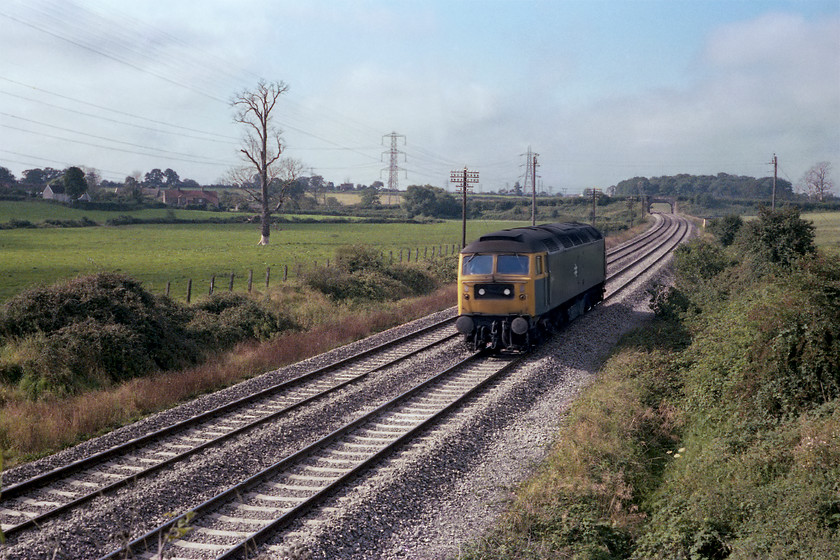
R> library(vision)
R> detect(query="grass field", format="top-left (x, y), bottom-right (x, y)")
top-left (805, 211), bottom-right (840, 254)
top-left (0, 217), bottom-right (531, 303)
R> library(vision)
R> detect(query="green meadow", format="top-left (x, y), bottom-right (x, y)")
top-left (0, 213), bottom-right (529, 302)
top-left (805, 211), bottom-right (840, 255)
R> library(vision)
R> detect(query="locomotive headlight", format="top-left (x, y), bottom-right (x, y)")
top-left (478, 288), bottom-right (486, 296)
top-left (503, 288), bottom-right (511, 296)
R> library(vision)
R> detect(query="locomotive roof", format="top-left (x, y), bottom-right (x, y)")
top-left (461, 222), bottom-right (603, 254)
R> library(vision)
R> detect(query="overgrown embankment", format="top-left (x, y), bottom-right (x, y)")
top-left (0, 246), bottom-right (457, 466)
top-left (464, 207), bottom-right (840, 559)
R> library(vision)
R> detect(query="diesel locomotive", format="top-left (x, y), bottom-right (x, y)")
top-left (456, 222), bottom-right (606, 350)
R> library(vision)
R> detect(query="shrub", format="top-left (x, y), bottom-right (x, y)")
top-left (0, 274), bottom-right (296, 399)
top-left (304, 245), bottom-right (441, 303)
top-left (735, 206), bottom-right (816, 268)
top-left (190, 292), bottom-right (297, 348)
top-left (708, 214), bottom-right (742, 246)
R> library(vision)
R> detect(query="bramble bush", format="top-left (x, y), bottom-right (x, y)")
top-left (0, 274), bottom-right (297, 399)
top-left (303, 245), bottom-right (440, 302)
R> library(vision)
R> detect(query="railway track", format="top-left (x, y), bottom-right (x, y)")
top-left (0, 317), bottom-right (459, 539)
top-left (102, 350), bottom-right (521, 560)
top-left (604, 213), bottom-right (690, 300)
top-left (0, 213), bottom-right (691, 560)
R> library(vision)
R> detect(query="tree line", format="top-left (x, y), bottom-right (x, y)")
top-left (610, 163), bottom-right (835, 203)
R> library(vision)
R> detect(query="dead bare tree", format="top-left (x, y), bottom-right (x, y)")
top-left (800, 161), bottom-right (835, 202)
top-left (231, 80), bottom-right (300, 245)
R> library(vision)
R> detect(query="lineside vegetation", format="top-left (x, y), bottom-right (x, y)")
top-left (463, 207), bottom-right (840, 559)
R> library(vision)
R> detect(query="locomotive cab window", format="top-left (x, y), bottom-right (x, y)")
top-left (496, 255), bottom-right (529, 274)
top-left (462, 254), bottom-right (494, 275)
top-left (535, 255), bottom-right (543, 275)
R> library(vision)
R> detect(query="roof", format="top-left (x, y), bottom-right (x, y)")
top-left (461, 222), bottom-right (603, 254)
top-left (161, 189), bottom-right (219, 203)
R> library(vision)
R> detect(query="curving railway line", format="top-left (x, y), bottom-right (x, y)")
top-left (0, 213), bottom-right (692, 560)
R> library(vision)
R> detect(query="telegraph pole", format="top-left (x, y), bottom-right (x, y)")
top-left (382, 132), bottom-right (406, 205)
top-left (770, 153), bottom-right (778, 210)
top-left (451, 166), bottom-right (479, 248)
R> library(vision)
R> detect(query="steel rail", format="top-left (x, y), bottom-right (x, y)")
top-left (606, 213), bottom-right (667, 260)
top-left (0, 316), bottom-right (458, 538)
top-left (603, 215), bottom-right (691, 302)
top-left (100, 350), bottom-right (521, 560)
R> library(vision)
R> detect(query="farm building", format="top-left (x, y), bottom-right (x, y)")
top-left (158, 188), bottom-right (219, 208)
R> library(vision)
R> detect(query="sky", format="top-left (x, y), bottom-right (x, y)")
top-left (1, 0), bottom-right (838, 195)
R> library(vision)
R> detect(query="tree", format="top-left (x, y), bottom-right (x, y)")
top-left (799, 162), bottom-right (834, 202)
top-left (144, 168), bottom-right (165, 188)
top-left (163, 168), bottom-right (181, 187)
top-left (0, 166), bottom-right (16, 185)
top-left (23, 167), bottom-right (61, 185)
top-left (82, 167), bottom-right (101, 192)
top-left (359, 187), bottom-right (381, 208)
top-left (231, 80), bottom-right (297, 246)
top-left (402, 185), bottom-right (460, 218)
top-left (63, 166), bottom-right (88, 199)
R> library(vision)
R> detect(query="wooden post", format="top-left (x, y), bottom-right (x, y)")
top-left (209, 275), bottom-right (215, 295)
top-left (229, 272), bottom-right (234, 291)
top-left (283, 265), bottom-right (288, 281)
top-left (265, 267), bottom-right (270, 288)
top-left (165, 281), bottom-right (170, 297)
top-left (186, 279), bottom-right (192, 303)
top-left (248, 269), bottom-right (253, 292)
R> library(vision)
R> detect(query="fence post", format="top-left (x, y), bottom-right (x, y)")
top-left (265, 267), bottom-right (271, 288)
top-left (229, 272), bottom-right (234, 291)
top-left (248, 269), bottom-right (253, 293)
top-left (165, 281), bottom-right (170, 297)
top-left (283, 265), bottom-right (288, 281)
top-left (424, 246), bottom-right (428, 260)
top-left (407, 248), bottom-right (411, 262)
top-left (209, 275), bottom-right (215, 295)
top-left (186, 279), bottom-right (192, 303)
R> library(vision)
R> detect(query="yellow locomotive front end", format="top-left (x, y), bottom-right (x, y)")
top-left (456, 252), bottom-right (542, 350)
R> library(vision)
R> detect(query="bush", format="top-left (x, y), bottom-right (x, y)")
top-left (708, 214), bottom-right (742, 246)
top-left (0, 273), bottom-right (296, 398)
top-left (304, 245), bottom-right (441, 303)
top-left (735, 206), bottom-right (816, 268)
top-left (190, 292), bottom-right (297, 348)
